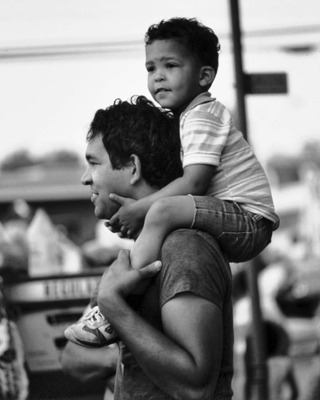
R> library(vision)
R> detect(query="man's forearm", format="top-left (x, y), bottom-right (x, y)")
top-left (98, 294), bottom-right (219, 400)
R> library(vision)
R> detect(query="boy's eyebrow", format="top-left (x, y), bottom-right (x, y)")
top-left (146, 56), bottom-right (180, 65)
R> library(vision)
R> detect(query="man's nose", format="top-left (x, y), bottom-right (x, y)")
top-left (81, 168), bottom-right (91, 185)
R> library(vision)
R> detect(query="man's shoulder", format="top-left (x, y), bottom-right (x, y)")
top-left (158, 229), bottom-right (232, 309)
top-left (161, 229), bottom-right (228, 267)
top-left (163, 228), bottom-right (216, 245)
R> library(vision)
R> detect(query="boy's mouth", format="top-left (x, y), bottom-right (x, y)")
top-left (155, 88), bottom-right (170, 95)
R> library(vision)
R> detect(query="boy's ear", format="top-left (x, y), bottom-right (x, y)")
top-left (199, 66), bottom-right (215, 88)
top-left (129, 154), bottom-right (142, 185)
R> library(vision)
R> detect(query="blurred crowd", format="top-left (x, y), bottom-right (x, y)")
top-left (1, 198), bottom-right (320, 400)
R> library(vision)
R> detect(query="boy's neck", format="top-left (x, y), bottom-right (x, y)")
top-left (173, 92), bottom-right (212, 119)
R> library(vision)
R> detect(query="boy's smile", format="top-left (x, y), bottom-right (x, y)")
top-left (145, 39), bottom-right (204, 116)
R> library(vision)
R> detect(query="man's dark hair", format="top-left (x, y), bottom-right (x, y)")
top-left (87, 96), bottom-right (183, 189)
top-left (145, 17), bottom-right (220, 75)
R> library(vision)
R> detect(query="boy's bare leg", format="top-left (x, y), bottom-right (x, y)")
top-left (130, 196), bottom-right (194, 273)
top-left (64, 196), bottom-right (194, 345)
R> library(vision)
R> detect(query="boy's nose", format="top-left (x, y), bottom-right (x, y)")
top-left (155, 73), bottom-right (164, 82)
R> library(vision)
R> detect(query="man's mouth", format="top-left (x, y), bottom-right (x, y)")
top-left (91, 192), bottom-right (98, 202)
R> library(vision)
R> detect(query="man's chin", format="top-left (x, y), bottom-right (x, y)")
top-left (94, 204), bottom-right (119, 221)
top-left (93, 207), bottom-right (106, 220)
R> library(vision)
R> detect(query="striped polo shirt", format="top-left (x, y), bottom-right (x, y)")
top-left (180, 92), bottom-right (279, 229)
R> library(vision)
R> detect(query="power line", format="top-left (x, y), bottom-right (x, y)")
top-left (243, 24), bottom-right (320, 38)
top-left (0, 40), bottom-right (143, 60)
top-left (1, 24), bottom-right (319, 61)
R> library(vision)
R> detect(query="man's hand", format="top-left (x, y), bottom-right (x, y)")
top-left (98, 250), bottom-right (162, 307)
top-left (60, 340), bottom-right (118, 384)
top-left (107, 194), bottom-right (145, 239)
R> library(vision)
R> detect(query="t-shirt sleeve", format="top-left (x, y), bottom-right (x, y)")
top-left (181, 108), bottom-right (231, 168)
top-left (159, 229), bottom-right (231, 311)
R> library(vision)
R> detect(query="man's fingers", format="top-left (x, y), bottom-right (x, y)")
top-left (117, 249), bottom-right (131, 261)
top-left (139, 261), bottom-right (162, 279)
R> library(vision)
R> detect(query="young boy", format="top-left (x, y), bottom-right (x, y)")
top-left (65, 17), bottom-right (279, 348)
top-left (111, 17), bottom-right (279, 267)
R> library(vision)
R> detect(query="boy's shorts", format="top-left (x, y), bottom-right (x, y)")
top-left (190, 195), bottom-right (273, 263)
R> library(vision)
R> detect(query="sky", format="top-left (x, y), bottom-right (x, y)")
top-left (1, 0), bottom-right (320, 166)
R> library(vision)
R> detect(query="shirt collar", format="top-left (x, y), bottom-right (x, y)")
top-left (182, 92), bottom-right (216, 115)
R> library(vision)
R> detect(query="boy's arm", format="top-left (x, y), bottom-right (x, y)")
top-left (136, 163), bottom-right (215, 208)
top-left (109, 163), bottom-right (216, 237)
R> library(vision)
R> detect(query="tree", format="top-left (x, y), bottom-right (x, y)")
top-left (0, 149), bottom-right (82, 171)
top-left (1, 149), bottom-right (36, 171)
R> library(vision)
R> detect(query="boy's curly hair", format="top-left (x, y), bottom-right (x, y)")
top-left (145, 17), bottom-right (220, 75)
top-left (87, 96), bottom-right (183, 189)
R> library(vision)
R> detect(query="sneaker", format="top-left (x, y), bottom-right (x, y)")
top-left (64, 306), bottom-right (118, 347)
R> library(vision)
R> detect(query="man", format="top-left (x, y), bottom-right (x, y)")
top-left (62, 96), bottom-right (234, 400)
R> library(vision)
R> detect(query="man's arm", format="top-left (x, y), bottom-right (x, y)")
top-left (60, 341), bottom-right (118, 384)
top-left (98, 250), bottom-right (223, 400)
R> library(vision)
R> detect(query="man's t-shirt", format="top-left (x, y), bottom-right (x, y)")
top-left (114, 229), bottom-right (234, 400)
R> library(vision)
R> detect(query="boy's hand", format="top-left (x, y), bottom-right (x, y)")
top-left (108, 194), bottom-right (144, 239)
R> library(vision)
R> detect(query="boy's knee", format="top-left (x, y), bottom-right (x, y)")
top-left (147, 197), bottom-right (176, 226)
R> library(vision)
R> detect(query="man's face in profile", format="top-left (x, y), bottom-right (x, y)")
top-left (81, 134), bottom-right (132, 220)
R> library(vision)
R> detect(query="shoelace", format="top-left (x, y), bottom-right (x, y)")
top-left (83, 306), bottom-right (105, 328)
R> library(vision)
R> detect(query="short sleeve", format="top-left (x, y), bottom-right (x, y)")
top-left (180, 108), bottom-right (231, 168)
top-left (159, 229), bottom-right (231, 310)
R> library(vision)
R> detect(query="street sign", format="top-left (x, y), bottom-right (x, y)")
top-left (244, 73), bottom-right (288, 94)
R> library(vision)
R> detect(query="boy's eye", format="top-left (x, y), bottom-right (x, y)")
top-left (166, 63), bottom-right (177, 69)
top-left (146, 66), bottom-right (155, 72)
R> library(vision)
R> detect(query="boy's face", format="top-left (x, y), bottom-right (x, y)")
top-left (81, 134), bottom-right (132, 220)
top-left (145, 39), bottom-right (203, 115)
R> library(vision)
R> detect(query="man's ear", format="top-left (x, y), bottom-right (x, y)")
top-left (129, 154), bottom-right (142, 185)
top-left (199, 66), bottom-right (215, 88)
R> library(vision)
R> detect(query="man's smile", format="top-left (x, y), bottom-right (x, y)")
top-left (91, 191), bottom-right (98, 202)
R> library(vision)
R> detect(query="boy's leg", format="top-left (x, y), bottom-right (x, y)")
top-left (190, 196), bottom-right (272, 262)
top-left (63, 196), bottom-right (194, 347)
top-left (64, 304), bottom-right (118, 348)
top-left (130, 196), bottom-right (194, 271)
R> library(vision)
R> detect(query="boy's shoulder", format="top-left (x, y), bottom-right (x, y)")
top-left (183, 92), bottom-right (215, 114)
top-left (182, 95), bottom-right (232, 124)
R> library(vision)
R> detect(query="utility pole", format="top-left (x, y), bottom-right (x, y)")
top-left (228, 1), bottom-right (269, 400)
